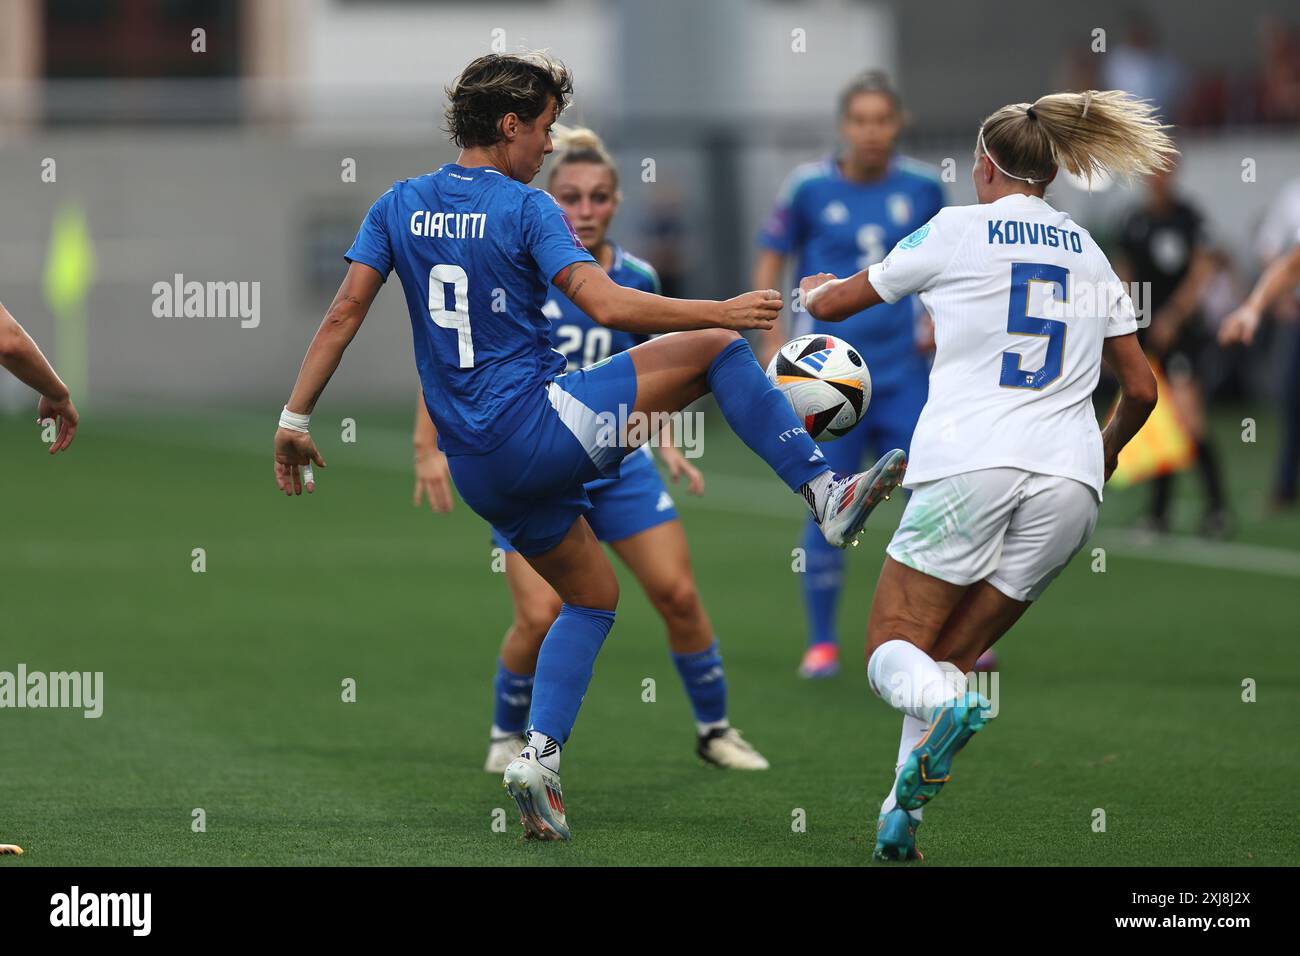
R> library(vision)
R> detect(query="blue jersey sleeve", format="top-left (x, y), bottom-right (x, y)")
top-left (523, 191), bottom-right (595, 282)
top-left (345, 189), bottom-right (395, 280)
top-left (758, 170), bottom-right (808, 255)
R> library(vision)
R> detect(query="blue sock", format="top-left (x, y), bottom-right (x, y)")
top-left (671, 639), bottom-right (728, 725)
top-left (800, 517), bottom-right (844, 646)
top-left (492, 660), bottom-right (534, 735)
top-left (526, 604), bottom-right (617, 746)
top-left (707, 338), bottom-right (828, 492)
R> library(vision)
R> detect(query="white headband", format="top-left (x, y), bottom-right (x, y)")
top-left (977, 125), bottom-right (1045, 184)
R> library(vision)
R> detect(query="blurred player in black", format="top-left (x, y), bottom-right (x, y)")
top-left (1219, 223), bottom-right (1300, 508)
top-left (1115, 161), bottom-right (1230, 537)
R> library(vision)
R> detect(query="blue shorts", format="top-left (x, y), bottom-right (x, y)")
top-left (445, 351), bottom-right (641, 557)
top-left (819, 375), bottom-right (928, 476)
top-left (490, 446), bottom-right (678, 553)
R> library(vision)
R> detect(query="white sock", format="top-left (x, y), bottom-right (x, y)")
top-left (526, 729), bottom-right (561, 773)
top-left (490, 724), bottom-right (522, 740)
top-left (879, 715), bottom-right (929, 821)
top-left (867, 639), bottom-right (961, 722)
top-left (697, 718), bottom-right (729, 736)
top-left (799, 469), bottom-right (835, 520)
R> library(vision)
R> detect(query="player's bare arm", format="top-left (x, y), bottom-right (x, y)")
top-left (554, 262), bottom-right (781, 334)
top-left (274, 262), bottom-right (385, 496)
top-left (653, 419), bottom-right (705, 496)
top-left (1151, 247), bottom-right (1216, 352)
top-left (752, 248), bottom-right (789, 364)
top-left (0, 301), bottom-right (79, 454)
top-left (413, 390), bottom-right (455, 512)
top-left (800, 269), bottom-right (884, 323)
top-left (1100, 332), bottom-right (1160, 480)
top-left (1219, 244), bottom-right (1300, 346)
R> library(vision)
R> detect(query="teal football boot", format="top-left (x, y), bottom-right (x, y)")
top-left (894, 692), bottom-right (991, 811)
top-left (872, 807), bottom-right (922, 862)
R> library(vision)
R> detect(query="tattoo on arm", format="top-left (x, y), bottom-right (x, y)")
top-left (330, 293), bottom-right (363, 313)
top-left (555, 261), bottom-right (598, 299)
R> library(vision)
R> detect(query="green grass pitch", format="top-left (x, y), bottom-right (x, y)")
top-left (1, 406), bottom-right (1295, 866)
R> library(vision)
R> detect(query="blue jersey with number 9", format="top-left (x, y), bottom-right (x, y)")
top-left (344, 164), bottom-right (595, 456)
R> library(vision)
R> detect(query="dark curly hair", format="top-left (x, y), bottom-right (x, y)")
top-left (443, 52), bottom-right (574, 149)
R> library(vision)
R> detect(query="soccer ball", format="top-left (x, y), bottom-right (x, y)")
top-left (765, 334), bottom-right (871, 442)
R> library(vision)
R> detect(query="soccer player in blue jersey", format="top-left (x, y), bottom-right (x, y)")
top-left (273, 52), bottom-right (905, 841)
top-left (754, 71), bottom-right (946, 679)
top-left (413, 126), bottom-right (769, 773)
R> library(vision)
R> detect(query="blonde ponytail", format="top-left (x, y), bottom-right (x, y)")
top-left (980, 90), bottom-right (1177, 187)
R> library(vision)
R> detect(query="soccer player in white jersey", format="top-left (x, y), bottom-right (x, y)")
top-left (800, 91), bottom-right (1172, 861)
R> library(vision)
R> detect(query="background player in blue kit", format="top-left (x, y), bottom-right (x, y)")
top-left (412, 127), bottom-right (770, 773)
top-left (753, 71), bottom-right (945, 679)
top-left (272, 52), bottom-right (906, 841)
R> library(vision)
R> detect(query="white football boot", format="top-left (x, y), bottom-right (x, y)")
top-left (697, 726), bottom-right (771, 770)
top-left (484, 732), bottom-right (527, 774)
top-left (503, 746), bottom-right (571, 841)
top-left (814, 449), bottom-right (907, 549)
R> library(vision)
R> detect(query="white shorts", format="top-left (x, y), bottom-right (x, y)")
top-left (885, 468), bottom-right (1099, 602)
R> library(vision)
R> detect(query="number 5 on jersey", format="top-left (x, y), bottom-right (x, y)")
top-left (429, 263), bottom-right (474, 368)
top-left (1000, 262), bottom-right (1067, 391)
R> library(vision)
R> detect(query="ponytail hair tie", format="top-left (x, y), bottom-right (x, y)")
top-left (1026, 106), bottom-right (1038, 121)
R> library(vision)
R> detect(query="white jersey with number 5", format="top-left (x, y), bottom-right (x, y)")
top-left (867, 193), bottom-right (1137, 500)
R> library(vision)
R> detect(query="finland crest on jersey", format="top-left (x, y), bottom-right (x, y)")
top-left (867, 193), bottom-right (1138, 500)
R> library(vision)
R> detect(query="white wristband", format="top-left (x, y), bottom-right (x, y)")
top-left (279, 406), bottom-right (311, 433)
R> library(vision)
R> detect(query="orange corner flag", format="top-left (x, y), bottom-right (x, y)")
top-left (1109, 359), bottom-right (1196, 488)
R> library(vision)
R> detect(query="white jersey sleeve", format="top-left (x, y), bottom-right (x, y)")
top-left (867, 207), bottom-right (976, 304)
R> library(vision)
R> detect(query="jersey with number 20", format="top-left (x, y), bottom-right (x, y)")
top-left (866, 193), bottom-right (1137, 499)
top-left (541, 243), bottom-right (658, 371)
top-left (344, 164), bottom-right (595, 456)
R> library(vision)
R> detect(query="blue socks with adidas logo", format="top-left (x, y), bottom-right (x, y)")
top-left (707, 337), bottom-right (828, 493)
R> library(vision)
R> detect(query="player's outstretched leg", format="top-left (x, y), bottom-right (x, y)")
top-left (628, 331), bottom-right (904, 549)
